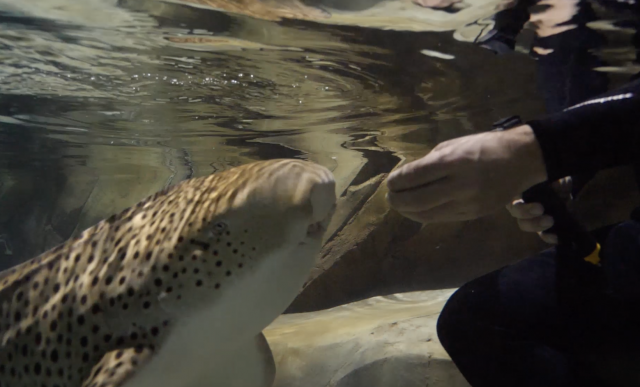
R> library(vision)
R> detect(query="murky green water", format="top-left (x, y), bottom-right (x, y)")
top-left (0, 0), bottom-right (637, 269)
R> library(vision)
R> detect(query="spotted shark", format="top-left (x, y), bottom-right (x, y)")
top-left (0, 158), bottom-right (337, 387)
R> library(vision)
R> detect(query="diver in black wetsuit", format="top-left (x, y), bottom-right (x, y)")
top-left (385, 0), bottom-right (640, 385)
top-left (387, 77), bottom-right (640, 387)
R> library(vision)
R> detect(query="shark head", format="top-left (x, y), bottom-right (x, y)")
top-left (198, 157), bottom-right (336, 265)
top-left (144, 158), bottom-right (337, 314)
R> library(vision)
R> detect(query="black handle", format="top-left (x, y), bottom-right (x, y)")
top-left (521, 182), bottom-right (598, 260)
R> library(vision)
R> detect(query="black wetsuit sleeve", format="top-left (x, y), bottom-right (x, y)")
top-left (526, 78), bottom-right (640, 182)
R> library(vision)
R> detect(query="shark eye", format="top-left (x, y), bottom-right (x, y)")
top-left (213, 221), bottom-right (227, 234)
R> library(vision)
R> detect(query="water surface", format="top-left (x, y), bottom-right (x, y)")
top-left (0, 0), bottom-right (637, 268)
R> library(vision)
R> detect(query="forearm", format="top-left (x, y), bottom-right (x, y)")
top-left (526, 78), bottom-right (640, 182)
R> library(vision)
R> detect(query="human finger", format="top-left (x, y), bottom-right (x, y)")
top-left (386, 155), bottom-right (450, 193)
top-left (538, 232), bottom-right (558, 244)
top-left (394, 200), bottom-right (470, 224)
top-left (551, 176), bottom-right (573, 201)
top-left (392, 209), bottom-right (429, 224)
top-left (506, 201), bottom-right (545, 220)
top-left (386, 176), bottom-right (457, 213)
top-left (516, 215), bottom-right (554, 232)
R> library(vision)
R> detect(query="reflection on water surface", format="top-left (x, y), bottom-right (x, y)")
top-left (0, 0), bottom-right (637, 279)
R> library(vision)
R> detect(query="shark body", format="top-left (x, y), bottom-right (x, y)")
top-left (0, 158), bottom-right (336, 387)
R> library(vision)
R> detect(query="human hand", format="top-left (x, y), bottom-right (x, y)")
top-left (505, 177), bottom-right (573, 244)
top-left (386, 125), bottom-right (547, 224)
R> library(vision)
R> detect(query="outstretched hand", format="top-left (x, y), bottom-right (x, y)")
top-left (386, 125), bottom-right (548, 224)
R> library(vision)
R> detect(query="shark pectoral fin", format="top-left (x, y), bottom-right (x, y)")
top-left (189, 333), bottom-right (275, 387)
top-left (81, 346), bottom-right (155, 387)
top-left (221, 332), bottom-right (276, 387)
top-left (255, 332), bottom-right (277, 387)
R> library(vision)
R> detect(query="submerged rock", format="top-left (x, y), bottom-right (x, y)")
top-left (265, 288), bottom-right (470, 387)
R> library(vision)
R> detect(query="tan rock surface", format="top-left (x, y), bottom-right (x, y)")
top-left (265, 288), bottom-right (470, 387)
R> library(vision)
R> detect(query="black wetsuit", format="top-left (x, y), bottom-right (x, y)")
top-left (436, 80), bottom-right (640, 386)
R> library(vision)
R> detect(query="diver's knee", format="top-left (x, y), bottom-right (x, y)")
top-left (437, 271), bottom-right (501, 347)
top-left (437, 284), bottom-right (475, 347)
top-left (436, 294), bottom-right (459, 348)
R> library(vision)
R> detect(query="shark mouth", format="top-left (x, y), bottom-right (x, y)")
top-left (306, 221), bottom-right (326, 237)
top-left (306, 203), bottom-right (336, 239)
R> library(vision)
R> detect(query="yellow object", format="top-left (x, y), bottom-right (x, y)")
top-left (584, 243), bottom-right (602, 265)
